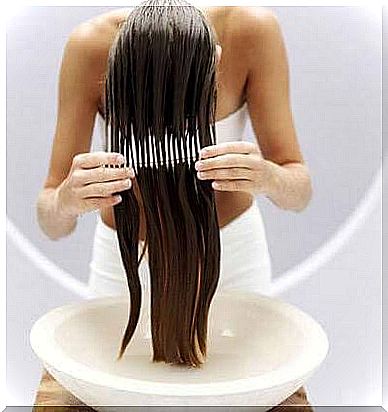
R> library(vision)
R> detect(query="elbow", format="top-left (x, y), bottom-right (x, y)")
top-left (35, 195), bottom-right (68, 241)
top-left (35, 206), bottom-right (56, 241)
top-left (290, 174), bottom-right (313, 213)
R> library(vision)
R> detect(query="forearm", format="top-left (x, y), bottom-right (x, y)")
top-left (36, 187), bottom-right (78, 240)
top-left (264, 161), bottom-right (312, 212)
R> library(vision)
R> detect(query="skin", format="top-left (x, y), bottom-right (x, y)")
top-left (37, 6), bottom-right (312, 241)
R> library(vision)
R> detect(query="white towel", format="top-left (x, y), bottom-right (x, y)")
top-left (87, 200), bottom-right (272, 298)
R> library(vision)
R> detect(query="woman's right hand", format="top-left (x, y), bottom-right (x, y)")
top-left (55, 152), bottom-right (135, 219)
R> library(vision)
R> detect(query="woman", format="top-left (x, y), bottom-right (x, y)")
top-left (36, 3), bottom-right (312, 293)
top-left (35, 2), bottom-right (313, 408)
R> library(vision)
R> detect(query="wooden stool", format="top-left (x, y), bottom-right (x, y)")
top-left (32, 368), bottom-right (314, 411)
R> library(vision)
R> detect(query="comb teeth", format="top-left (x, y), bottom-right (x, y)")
top-left (108, 127), bottom-right (201, 171)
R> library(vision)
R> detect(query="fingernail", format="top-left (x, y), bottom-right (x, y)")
top-left (195, 161), bottom-right (203, 171)
top-left (117, 154), bottom-right (125, 163)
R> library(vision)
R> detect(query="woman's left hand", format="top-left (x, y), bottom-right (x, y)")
top-left (194, 141), bottom-right (275, 196)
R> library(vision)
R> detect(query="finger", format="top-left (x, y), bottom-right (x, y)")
top-left (80, 165), bottom-right (135, 185)
top-left (73, 152), bottom-right (126, 170)
top-left (197, 167), bottom-right (255, 181)
top-left (80, 178), bottom-right (132, 198)
top-left (82, 195), bottom-right (123, 213)
top-left (211, 179), bottom-right (253, 192)
top-left (200, 141), bottom-right (258, 159)
top-left (195, 153), bottom-right (258, 171)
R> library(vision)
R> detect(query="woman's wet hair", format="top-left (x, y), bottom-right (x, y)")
top-left (104, 0), bottom-right (221, 367)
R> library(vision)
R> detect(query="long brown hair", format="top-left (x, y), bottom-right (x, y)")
top-left (104, 0), bottom-right (221, 367)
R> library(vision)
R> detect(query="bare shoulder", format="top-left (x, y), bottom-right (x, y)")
top-left (62, 8), bottom-right (134, 92)
top-left (227, 7), bottom-right (284, 71)
top-left (67, 8), bottom-right (132, 53)
top-left (228, 6), bottom-right (281, 42)
top-left (231, 6), bottom-right (280, 29)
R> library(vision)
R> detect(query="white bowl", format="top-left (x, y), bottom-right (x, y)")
top-left (30, 290), bottom-right (329, 410)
